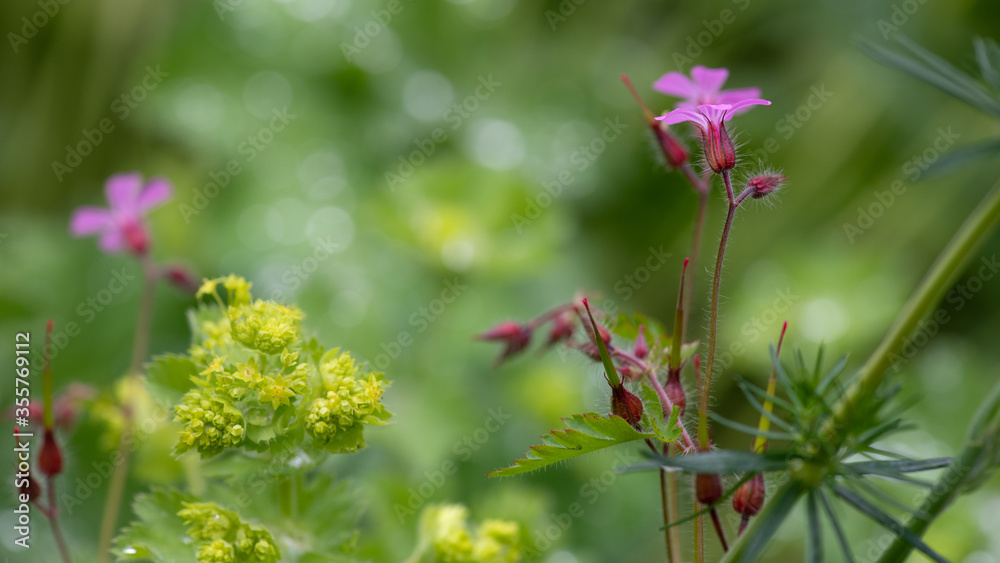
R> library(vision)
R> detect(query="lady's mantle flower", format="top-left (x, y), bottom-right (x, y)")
top-left (69, 172), bottom-right (172, 255)
top-left (305, 350), bottom-right (389, 453)
top-left (654, 66), bottom-right (761, 111)
top-left (174, 389), bottom-right (246, 456)
top-left (656, 100), bottom-right (771, 173)
top-left (179, 502), bottom-right (280, 563)
top-left (406, 504), bottom-right (522, 563)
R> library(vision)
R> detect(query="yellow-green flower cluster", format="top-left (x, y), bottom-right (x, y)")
top-left (305, 349), bottom-right (389, 452)
top-left (407, 505), bottom-right (522, 563)
top-left (174, 389), bottom-right (246, 456)
top-left (228, 299), bottom-right (304, 355)
top-left (179, 502), bottom-right (280, 563)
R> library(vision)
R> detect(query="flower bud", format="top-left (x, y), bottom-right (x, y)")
top-left (748, 173), bottom-right (786, 199)
top-left (122, 220), bottom-right (150, 256)
top-left (702, 121), bottom-right (736, 173)
top-left (545, 313), bottom-right (575, 348)
top-left (610, 383), bottom-right (644, 429)
top-left (14, 429), bottom-right (42, 500)
top-left (633, 325), bottom-right (649, 359)
top-left (695, 473), bottom-right (723, 505)
top-left (653, 123), bottom-right (688, 169)
top-left (164, 264), bottom-right (200, 294)
top-left (476, 322), bottom-right (532, 365)
top-left (665, 370), bottom-right (686, 417)
top-left (732, 473), bottom-right (765, 517)
top-left (39, 428), bottom-right (63, 477)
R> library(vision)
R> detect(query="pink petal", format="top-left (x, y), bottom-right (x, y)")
top-left (104, 172), bottom-right (143, 214)
top-left (70, 207), bottom-right (112, 236)
top-left (695, 104), bottom-right (733, 125)
top-left (137, 177), bottom-right (173, 213)
top-left (653, 72), bottom-right (697, 99)
top-left (656, 107), bottom-right (709, 130)
top-left (715, 87), bottom-right (763, 106)
top-left (98, 228), bottom-right (125, 253)
top-left (725, 98), bottom-right (771, 118)
top-left (690, 66), bottom-right (729, 97)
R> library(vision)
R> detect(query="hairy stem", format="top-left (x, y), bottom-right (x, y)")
top-left (98, 256), bottom-right (158, 563)
top-left (666, 458), bottom-right (683, 563)
top-left (694, 495), bottom-right (704, 563)
top-left (659, 468), bottom-right (674, 563)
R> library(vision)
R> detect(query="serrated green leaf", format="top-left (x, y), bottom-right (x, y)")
top-left (113, 489), bottom-right (197, 562)
top-left (488, 413), bottom-right (655, 477)
top-left (640, 384), bottom-right (682, 444)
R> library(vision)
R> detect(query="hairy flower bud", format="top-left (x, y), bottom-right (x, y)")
top-left (748, 173), bottom-right (786, 199)
top-left (696, 473), bottom-right (723, 505)
top-left (39, 428), bottom-right (63, 477)
top-left (653, 123), bottom-right (689, 169)
top-left (633, 325), bottom-right (649, 359)
top-left (610, 383), bottom-right (644, 429)
top-left (702, 121), bottom-right (736, 173)
top-left (732, 473), bottom-right (766, 517)
top-left (545, 313), bottom-right (575, 348)
top-left (665, 370), bottom-right (686, 417)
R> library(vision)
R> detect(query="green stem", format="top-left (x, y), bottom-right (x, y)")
top-left (825, 178), bottom-right (1000, 442)
top-left (46, 476), bottom-right (72, 563)
top-left (659, 468), bottom-right (674, 563)
top-left (97, 256), bottom-right (158, 563)
top-left (721, 480), bottom-right (807, 563)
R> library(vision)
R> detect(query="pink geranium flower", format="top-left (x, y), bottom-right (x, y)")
top-left (70, 172), bottom-right (173, 255)
top-left (656, 100), bottom-right (771, 173)
top-left (654, 66), bottom-right (762, 113)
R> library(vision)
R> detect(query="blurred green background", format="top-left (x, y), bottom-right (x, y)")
top-left (2, 0), bottom-right (1000, 561)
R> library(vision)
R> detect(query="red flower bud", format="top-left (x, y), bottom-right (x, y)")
top-left (748, 173), bottom-right (786, 199)
top-left (163, 264), bottom-right (200, 294)
top-left (545, 313), bottom-right (575, 348)
top-left (653, 123), bottom-right (688, 169)
top-left (695, 473), bottom-right (723, 505)
top-left (121, 220), bottom-right (150, 256)
top-left (665, 369), bottom-right (686, 417)
top-left (477, 321), bottom-right (532, 366)
top-left (39, 428), bottom-right (63, 477)
top-left (633, 325), bottom-right (649, 359)
top-left (732, 473), bottom-right (766, 517)
top-left (610, 383), bottom-right (644, 429)
top-left (14, 429), bottom-right (42, 501)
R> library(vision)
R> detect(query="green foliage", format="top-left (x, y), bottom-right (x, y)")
top-left (488, 397), bottom-right (679, 477)
top-left (113, 490), bottom-right (196, 562)
top-left (405, 504), bottom-right (523, 563)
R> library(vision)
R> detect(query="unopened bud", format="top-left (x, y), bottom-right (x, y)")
top-left (633, 325), bottom-right (649, 359)
top-left (695, 473), bottom-right (723, 505)
top-left (732, 473), bottom-right (766, 517)
top-left (546, 313), bottom-right (575, 348)
top-left (39, 428), bottom-right (63, 477)
top-left (665, 370), bottom-right (686, 416)
top-left (748, 173), bottom-right (786, 199)
top-left (477, 321), bottom-right (532, 366)
top-left (653, 123), bottom-right (688, 169)
top-left (610, 383), bottom-right (644, 429)
top-left (163, 264), bottom-right (200, 294)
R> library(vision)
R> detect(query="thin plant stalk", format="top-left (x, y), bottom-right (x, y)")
top-left (46, 475), bottom-right (72, 563)
top-left (97, 255), bottom-right (158, 563)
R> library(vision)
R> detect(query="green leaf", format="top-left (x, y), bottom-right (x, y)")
top-left (113, 489), bottom-right (197, 562)
top-left (844, 457), bottom-right (951, 476)
top-left (641, 384), bottom-right (682, 444)
top-left (818, 489), bottom-right (855, 563)
top-left (708, 411), bottom-right (797, 441)
top-left (636, 449), bottom-right (791, 474)
top-left (975, 37), bottom-right (1000, 90)
top-left (488, 413), bottom-right (656, 477)
top-left (723, 481), bottom-right (806, 563)
top-left (922, 136), bottom-right (1000, 178)
top-left (145, 354), bottom-right (198, 404)
top-left (583, 301), bottom-right (620, 386)
top-left (832, 484), bottom-right (948, 563)
top-left (806, 492), bottom-right (822, 563)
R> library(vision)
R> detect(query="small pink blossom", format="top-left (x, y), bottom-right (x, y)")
top-left (70, 172), bottom-right (173, 255)
top-left (656, 100), bottom-right (771, 173)
top-left (654, 66), bottom-right (762, 112)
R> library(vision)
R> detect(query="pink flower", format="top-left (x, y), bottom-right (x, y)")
top-left (656, 100), bottom-right (771, 173)
top-left (654, 66), bottom-right (762, 112)
top-left (70, 173), bottom-right (173, 255)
